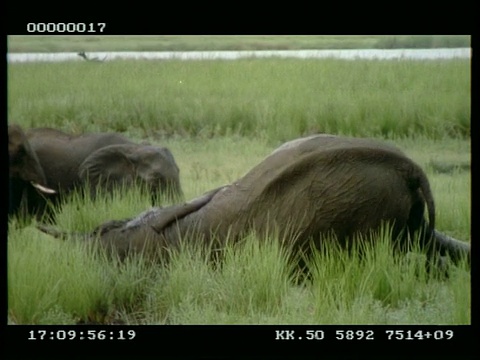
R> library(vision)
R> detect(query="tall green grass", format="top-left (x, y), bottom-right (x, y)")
top-left (8, 58), bottom-right (470, 141)
top-left (8, 224), bottom-right (106, 324)
top-left (8, 224), bottom-right (470, 325)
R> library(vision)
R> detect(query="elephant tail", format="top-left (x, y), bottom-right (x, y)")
top-left (417, 169), bottom-right (435, 235)
top-left (413, 164), bottom-right (470, 266)
top-left (404, 160), bottom-right (435, 237)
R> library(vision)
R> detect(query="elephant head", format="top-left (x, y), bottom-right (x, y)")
top-left (78, 144), bottom-right (183, 201)
top-left (8, 124), bottom-right (55, 216)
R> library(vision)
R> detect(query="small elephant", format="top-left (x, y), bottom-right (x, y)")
top-left (24, 128), bottom-right (183, 218)
top-left (8, 124), bottom-right (55, 217)
top-left (40, 134), bottom-right (470, 271)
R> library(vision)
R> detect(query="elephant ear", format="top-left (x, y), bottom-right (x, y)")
top-left (151, 185), bottom-right (227, 233)
top-left (79, 144), bottom-right (138, 191)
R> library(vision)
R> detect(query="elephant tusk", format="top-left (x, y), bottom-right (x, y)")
top-left (31, 182), bottom-right (56, 194)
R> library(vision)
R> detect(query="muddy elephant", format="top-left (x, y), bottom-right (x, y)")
top-left (8, 124), bottom-right (56, 217)
top-left (39, 134), bottom-right (470, 269)
top-left (24, 128), bottom-right (183, 218)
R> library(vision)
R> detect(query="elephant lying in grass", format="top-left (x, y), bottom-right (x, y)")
top-left (22, 127), bottom-right (183, 219)
top-left (39, 134), bottom-right (470, 270)
top-left (8, 124), bottom-right (56, 217)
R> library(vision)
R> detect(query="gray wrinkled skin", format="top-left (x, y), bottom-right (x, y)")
top-left (124, 208), bottom-right (164, 228)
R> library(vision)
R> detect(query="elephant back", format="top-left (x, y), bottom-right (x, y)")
top-left (181, 136), bottom-right (436, 250)
top-left (270, 134), bottom-right (404, 158)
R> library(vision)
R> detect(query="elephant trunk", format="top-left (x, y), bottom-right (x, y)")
top-left (37, 224), bottom-right (90, 242)
top-left (431, 230), bottom-right (470, 265)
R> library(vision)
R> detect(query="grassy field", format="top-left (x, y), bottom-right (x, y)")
top-left (8, 59), bottom-right (470, 140)
top-left (7, 54), bottom-right (471, 325)
top-left (7, 35), bottom-right (471, 53)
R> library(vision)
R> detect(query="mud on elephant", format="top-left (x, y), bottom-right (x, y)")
top-left (8, 124), bottom-right (56, 218)
top-left (39, 134), bottom-right (470, 272)
top-left (17, 127), bottom-right (183, 220)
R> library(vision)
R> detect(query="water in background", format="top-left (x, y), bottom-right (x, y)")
top-left (7, 48), bottom-right (471, 63)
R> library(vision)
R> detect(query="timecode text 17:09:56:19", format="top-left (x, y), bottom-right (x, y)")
top-left (27, 330), bottom-right (136, 340)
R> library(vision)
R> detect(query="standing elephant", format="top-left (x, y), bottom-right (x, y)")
top-left (39, 134), bottom-right (470, 269)
top-left (8, 124), bottom-right (56, 218)
top-left (24, 128), bottom-right (183, 218)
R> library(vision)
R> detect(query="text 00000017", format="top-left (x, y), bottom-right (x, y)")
top-left (26, 23), bottom-right (106, 33)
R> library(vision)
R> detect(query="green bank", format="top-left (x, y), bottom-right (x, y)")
top-left (8, 58), bottom-right (470, 140)
top-left (8, 35), bottom-right (471, 52)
